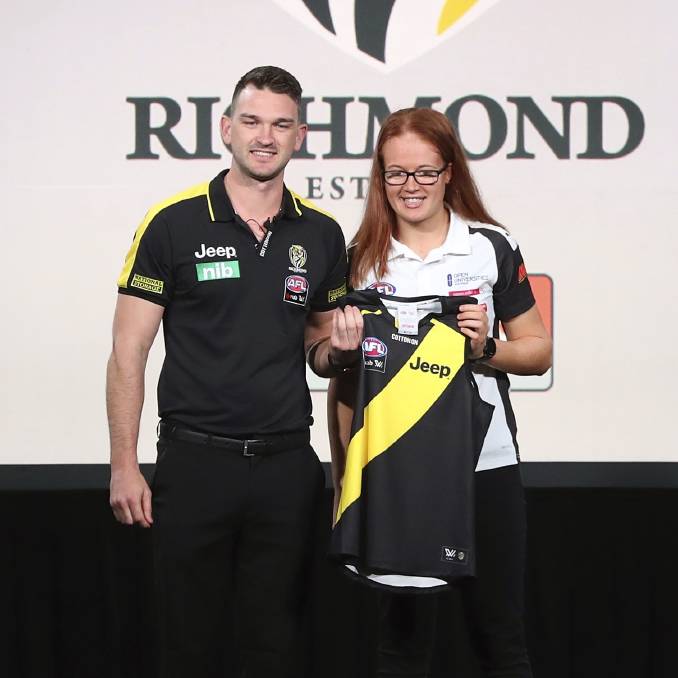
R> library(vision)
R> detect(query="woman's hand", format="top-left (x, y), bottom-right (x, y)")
top-left (457, 303), bottom-right (489, 359)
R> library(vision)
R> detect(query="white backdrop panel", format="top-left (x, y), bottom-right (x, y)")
top-left (1, 0), bottom-right (676, 464)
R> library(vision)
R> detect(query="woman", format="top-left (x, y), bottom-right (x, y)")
top-left (328, 108), bottom-right (552, 677)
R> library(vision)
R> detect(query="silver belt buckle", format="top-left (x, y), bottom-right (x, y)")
top-left (242, 439), bottom-right (255, 457)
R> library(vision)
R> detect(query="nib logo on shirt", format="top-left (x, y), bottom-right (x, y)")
top-left (196, 261), bottom-right (240, 281)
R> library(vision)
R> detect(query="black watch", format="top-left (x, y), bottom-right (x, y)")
top-left (473, 337), bottom-right (496, 362)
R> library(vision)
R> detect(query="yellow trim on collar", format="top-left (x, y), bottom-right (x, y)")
top-left (289, 190), bottom-right (338, 222)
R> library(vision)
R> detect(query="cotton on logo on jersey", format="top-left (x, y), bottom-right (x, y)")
top-left (368, 281), bottom-right (396, 295)
top-left (283, 275), bottom-right (309, 306)
top-left (362, 337), bottom-right (387, 373)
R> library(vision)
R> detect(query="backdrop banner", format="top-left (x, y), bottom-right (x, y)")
top-left (1, 0), bottom-right (675, 464)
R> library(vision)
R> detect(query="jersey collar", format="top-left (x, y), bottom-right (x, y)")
top-left (388, 211), bottom-right (472, 263)
top-left (207, 169), bottom-right (301, 223)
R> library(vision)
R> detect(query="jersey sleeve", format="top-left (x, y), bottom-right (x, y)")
top-left (116, 210), bottom-right (173, 307)
top-left (310, 222), bottom-right (348, 311)
top-left (492, 235), bottom-right (535, 321)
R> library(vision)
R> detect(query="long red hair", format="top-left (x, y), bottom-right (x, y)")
top-left (350, 108), bottom-right (500, 288)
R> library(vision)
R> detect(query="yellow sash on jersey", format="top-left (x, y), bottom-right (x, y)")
top-left (336, 319), bottom-right (465, 522)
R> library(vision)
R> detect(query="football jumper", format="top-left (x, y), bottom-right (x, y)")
top-left (357, 212), bottom-right (536, 471)
top-left (330, 290), bottom-right (494, 590)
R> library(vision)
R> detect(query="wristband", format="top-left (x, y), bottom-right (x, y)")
top-left (328, 350), bottom-right (358, 373)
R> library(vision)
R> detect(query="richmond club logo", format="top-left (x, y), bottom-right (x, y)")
top-left (272, 0), bottom-right (502, 71)
top-left (289, 244), bottom-right (308, 272)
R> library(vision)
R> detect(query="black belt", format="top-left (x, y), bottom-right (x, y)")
top-left (157, 421), bottom-right (309, 457)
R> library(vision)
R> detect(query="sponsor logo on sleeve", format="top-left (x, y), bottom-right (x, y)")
top-left (328, 282), bottom-right (347, 303)
top-left (130, 274), bottom-right (164, 294)
top-left (288, 244), bottom-right (308, 273)
top-left (367, 281), bottom-right (396, 295)
top-left (283, 275), bottom-right (309, 305)
top-left (196, 261), bottom-right (240, 281)
top-left (518, 263), bottom-right (528, 283)
top-left (362, 336), bottom-right (387, 372)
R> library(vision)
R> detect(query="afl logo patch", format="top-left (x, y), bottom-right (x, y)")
top-left (368, 281), bottom-right (396, 295)
top-left (362, 337), bottom-right (387, 357)
top-left (362, 336), bottom-right (387, 373)
top-left (283, 275), bottom-right (308, 306)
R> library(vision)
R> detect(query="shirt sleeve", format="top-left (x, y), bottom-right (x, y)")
top-left (492, 234), bottom-right (536, 321)
top-left (116, 210), bottom-right (173, 307)
top-left (309, 221), bottom-right (348, 312)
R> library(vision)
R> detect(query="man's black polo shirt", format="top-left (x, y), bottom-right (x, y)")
top-left (117, 169), bottom-right (347, 436)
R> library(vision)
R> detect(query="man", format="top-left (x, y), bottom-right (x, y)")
top-left (107, 66), bottom-right (363, 678)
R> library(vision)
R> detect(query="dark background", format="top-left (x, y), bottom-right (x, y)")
top-left (2, 463), bottom-right (677, 678)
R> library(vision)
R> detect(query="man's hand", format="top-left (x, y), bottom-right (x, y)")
top-left (457, 303), bottom-right (490, 359)
top-left (110, 465), bottom-right (153, 528)
top-left (328, 305), bottom-right (364, 368)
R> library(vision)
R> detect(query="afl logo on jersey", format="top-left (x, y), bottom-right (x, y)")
top-left (283, 275), bottom-right (309, 306)
top-left (362, 337), bottom-right (387, 373)
top-left (367, 281), bottom-right (396, 295)
top-left (363, 337), bottom-right (387, 357)
top-left (286, 275), bottom-right (308, 293)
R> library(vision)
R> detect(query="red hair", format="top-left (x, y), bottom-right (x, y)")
top-left (350, 108), bottom-right (500, 288)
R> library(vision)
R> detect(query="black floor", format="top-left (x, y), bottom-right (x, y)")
top-left (2, 486), bottom-right (677, 677)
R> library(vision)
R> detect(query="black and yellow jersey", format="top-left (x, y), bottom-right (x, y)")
top-left (330, 290), bottom-right (494, 590)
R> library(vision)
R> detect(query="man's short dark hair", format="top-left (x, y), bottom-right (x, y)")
top-left (231, 66), bottom-right (303, 112)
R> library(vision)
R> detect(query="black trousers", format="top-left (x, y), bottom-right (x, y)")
top-left (376, 464), bottom-right (532, 678)
top-left (151, 434), bottom-right (324, 678)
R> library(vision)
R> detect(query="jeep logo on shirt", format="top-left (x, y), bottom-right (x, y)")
top-left (409, 356), bottom-right (452, 379)
top-left (194, 243), bottom-right (237, 259)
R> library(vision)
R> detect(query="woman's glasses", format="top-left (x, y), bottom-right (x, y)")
top-left (383, 166), bottom-right (448, 186)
